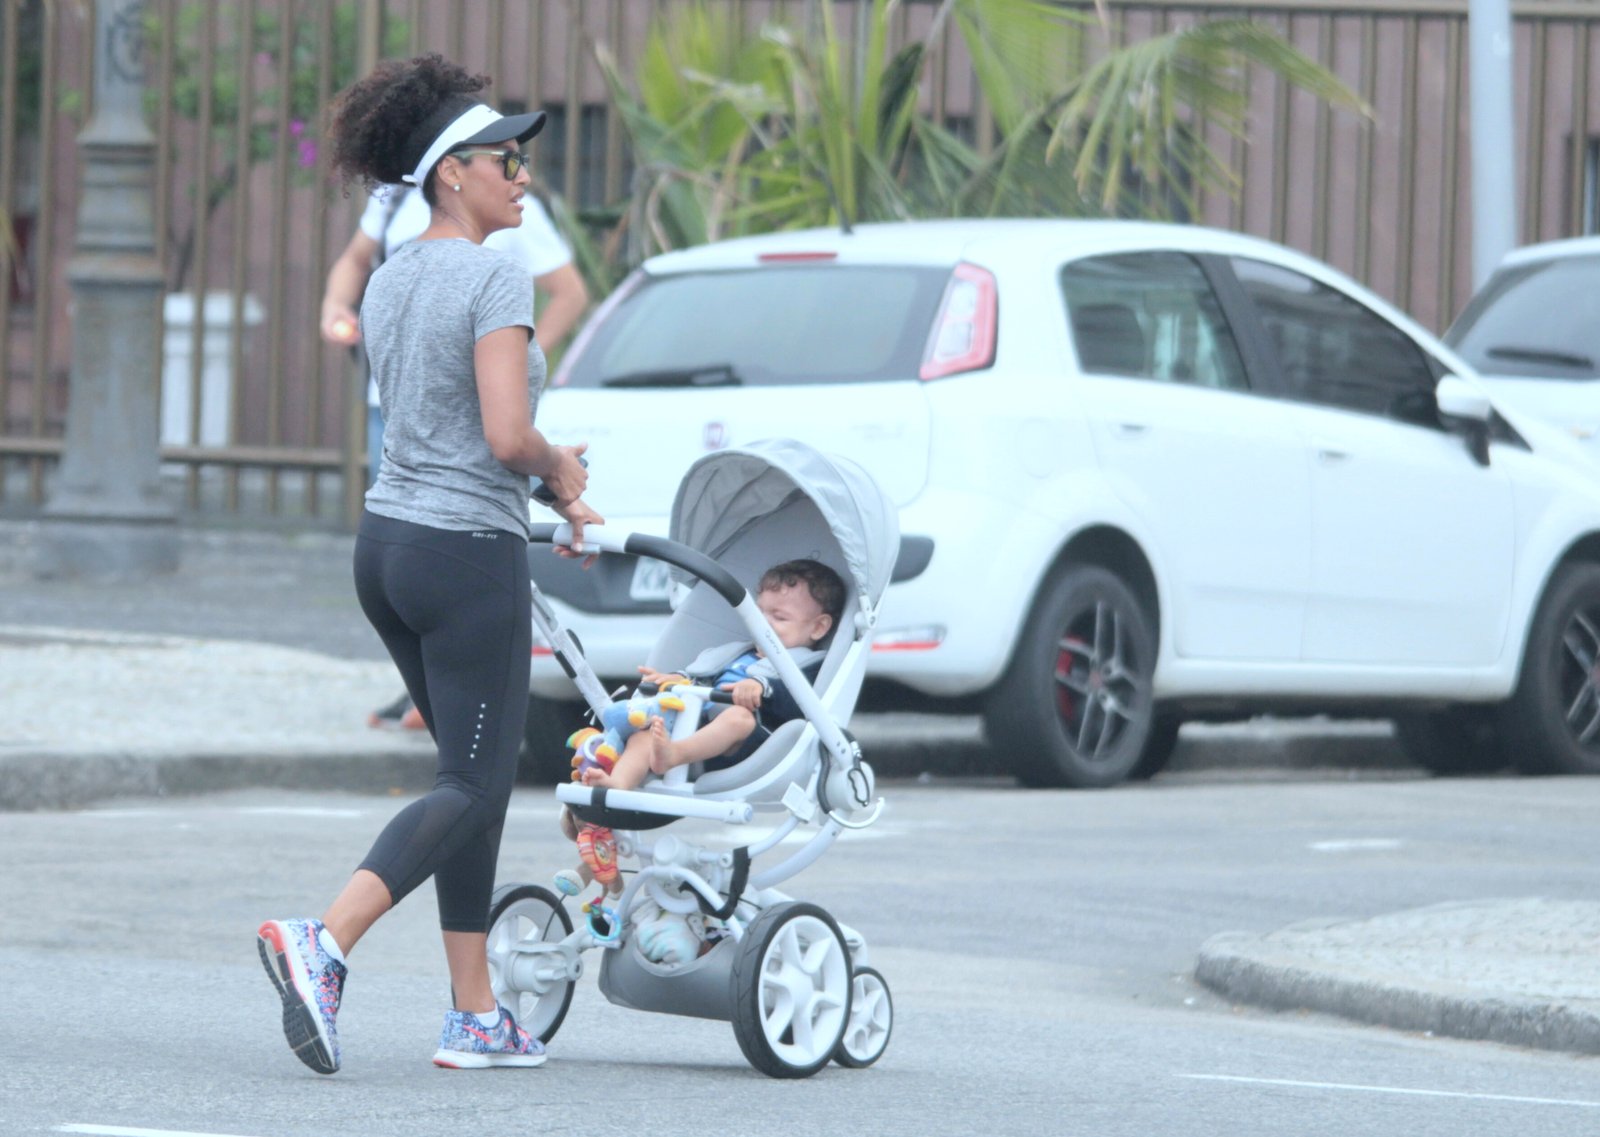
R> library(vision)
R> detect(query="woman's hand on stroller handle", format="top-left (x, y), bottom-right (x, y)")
top-left (550, 497), bottom-right (604, 566)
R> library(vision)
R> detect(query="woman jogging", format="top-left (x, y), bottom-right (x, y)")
top-left (256, 53), bottom-right (601, 1075)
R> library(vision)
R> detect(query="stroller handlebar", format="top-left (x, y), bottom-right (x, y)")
top-left (528, 524), bottom-right (745, 608)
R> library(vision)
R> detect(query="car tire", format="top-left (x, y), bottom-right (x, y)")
top-left (1126, 714), bottom-right (1182, 781)
top-left (985, 566), bottom-right (1157, 788)
top-left (1391, 708), bottom-right (1508, 775)
top-left (518, 693), bottom-right (588, 784)
top-left (1502, 562), bottom-right (1600, 775)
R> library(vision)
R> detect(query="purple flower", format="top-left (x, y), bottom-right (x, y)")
top-left (298, 138), bottom-right (318, 169)
top-left (289, 118), bottom-right (306, 138)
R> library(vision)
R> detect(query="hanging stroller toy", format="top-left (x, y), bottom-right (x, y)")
top-left (485, 438), bottom-right (897, 1078)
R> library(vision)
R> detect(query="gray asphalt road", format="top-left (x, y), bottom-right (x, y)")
top-left (5, 775), bottom-right (1599, 1137)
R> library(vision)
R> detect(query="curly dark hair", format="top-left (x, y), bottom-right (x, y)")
top-left (326, 53), bottom-right (493, 204)
top-left (759, 559), bottom-right (848, 630)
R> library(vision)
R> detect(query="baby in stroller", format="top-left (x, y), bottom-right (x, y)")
top-left (580, 559), bottom-right (847, 790)
top-left (497, 440), bottom-right (897, 1077)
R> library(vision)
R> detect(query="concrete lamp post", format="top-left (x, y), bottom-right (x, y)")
top-left (35, 0), bottom-right (177, 578)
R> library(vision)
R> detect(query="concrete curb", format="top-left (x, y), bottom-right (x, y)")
top-left (0, 748), bottom-right (438, 811)
top-left (847, 717), bottom-right (1407, 780)
top-left (1196, 909), bottom-right (1600, 1056)
top-left (0, 719), bottom-right (1411, 810)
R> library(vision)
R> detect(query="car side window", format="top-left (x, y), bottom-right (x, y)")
top-left (1229, 257), bottom-right (1438, 424)
top-left (1059, 252), bottom-right (1249, 391)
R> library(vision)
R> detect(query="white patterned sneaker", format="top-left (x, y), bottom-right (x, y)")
top-left (432, 1004), bottom-right (547, 1069)
top-left (257, 917), bottom-right (346, 1075)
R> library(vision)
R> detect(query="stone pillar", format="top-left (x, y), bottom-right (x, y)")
top-left (35, 0), bottom-right (177, 578)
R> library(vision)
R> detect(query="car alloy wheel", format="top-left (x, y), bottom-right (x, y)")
top-left (1504, 562), bottom-right (1600, 775)
top-left (986, 565), bottom-right (1157, 788)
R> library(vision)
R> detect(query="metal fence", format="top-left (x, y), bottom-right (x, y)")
top-left (4, 0), bottom-right (1599, 526)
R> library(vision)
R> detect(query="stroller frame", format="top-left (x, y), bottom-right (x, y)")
top-left (487, 449), bottom-right (895, 1079)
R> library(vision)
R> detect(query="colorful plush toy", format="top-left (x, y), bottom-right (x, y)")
top-left (553, 684), bottom-right (695, 901)
top-left (554, 807), bottom-right (622, 898)
top-left (565, 682), bottom-right (691, 784)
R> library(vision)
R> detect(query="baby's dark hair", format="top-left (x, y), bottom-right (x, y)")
top-left (759, 559), bottom-right (847, 628)
top-left (327, 53), bottom-right (491, 204)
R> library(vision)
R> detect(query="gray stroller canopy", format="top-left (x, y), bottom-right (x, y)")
top-left (668, 438), bottom-right (900, 609)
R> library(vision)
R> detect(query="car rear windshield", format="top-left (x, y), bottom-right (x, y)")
top-left (558, 265), bottom-right (951, 388)
top-left (1446, 255), bottom-right (1600, 379)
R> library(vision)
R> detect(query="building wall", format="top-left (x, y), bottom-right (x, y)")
top-left (4, 0), bottom-right (1598, 519)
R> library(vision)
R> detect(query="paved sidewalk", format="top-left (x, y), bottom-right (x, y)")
top-left (1198, 898), bottom-right (1600, 1056)
top-left (0, 620), bottom-right (1407, 810)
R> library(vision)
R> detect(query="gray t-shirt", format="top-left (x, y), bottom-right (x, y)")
top-left (361, 238), bottom-right (547, 538)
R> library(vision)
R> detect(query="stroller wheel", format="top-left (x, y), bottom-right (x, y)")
top-left (486, 883), bottom-right (576, 1044)
top-left (731, 902), bottom-right (852, 1079)
top-left (833, 967), bottom-right (892, 1068)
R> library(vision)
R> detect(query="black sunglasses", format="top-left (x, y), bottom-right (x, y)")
top-left (450, 148), bottom-right (528, 181)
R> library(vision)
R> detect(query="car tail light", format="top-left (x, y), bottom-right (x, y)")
top-left (920, 262), bottom-right (997, 380)
top-left (872, 625), bottom-right (946, 652)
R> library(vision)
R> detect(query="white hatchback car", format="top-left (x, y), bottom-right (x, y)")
top-left (526, 219), bottom-right (1600, 787)
top-left (1445, 235), bottom-right (1600, 448)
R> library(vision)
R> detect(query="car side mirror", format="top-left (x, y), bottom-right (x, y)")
top-left (1436, 375), bottom-right (1492, 422)
top-left (1436, 375), bottom-right (1492, 466)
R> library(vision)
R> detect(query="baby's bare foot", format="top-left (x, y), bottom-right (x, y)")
top-left (647, 717), bottom-right (678, 774)
top-left (582, 767), bottom-right (617, 788)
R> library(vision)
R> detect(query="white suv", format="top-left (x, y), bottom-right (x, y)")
top-left (527, 219), bottom-right (1600, 787)
top-left (1445, 235), bottom-right (1600, 449)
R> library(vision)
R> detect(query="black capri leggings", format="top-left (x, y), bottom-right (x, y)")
top-left (352, 510), bottom-right (531, 933)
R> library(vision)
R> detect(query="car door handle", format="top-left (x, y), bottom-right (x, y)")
top-left (1316, 447), bottom-right (1350, 463)
top-left (1115, 422), bottom-right (1150, 436)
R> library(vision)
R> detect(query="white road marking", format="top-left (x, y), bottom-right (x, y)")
top-left (1179, 1073), bottom-right (1600, 1109)
top-left (1309, 838), bottom-right (1403, 852)
top-left (57, 1125), bottom-right (268, 1137)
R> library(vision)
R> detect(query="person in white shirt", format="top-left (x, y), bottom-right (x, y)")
top-left (320, 185), bottom-right (589, 486)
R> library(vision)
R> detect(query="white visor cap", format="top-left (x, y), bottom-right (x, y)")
top-left (402, 103), bottom-right (547, 187)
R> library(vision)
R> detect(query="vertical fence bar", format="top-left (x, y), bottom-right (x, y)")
top-left (406, 0), bottom-right (422, 57)
top-left (28, 0), bottom-right (60, 501)
top-left (1396, 15), bottom-right (1419, 311)
top-left (605, 0), bottom-right (626, 207)
top-left (1570, 22), bottom-right (1591, 237)
top-left (449, 1), bottom-right (465, 65)
top-left (0, 0), bottom-right (19, 480)
top-left (346, 0), bottom-right (384, 526)
top-left (307, 0), bottom-right (335, 521)
top-left (1439, 14), bottom-right (1463, 327)
top-left (180, 4), bottom-right (218, 509)
top-left (1354, 12), bottom-right (1376, 283)
top-left (528, 0), bottom-right (544, 122)
top-left (154, 0), bottom-right (175, 303)
top-left (227, 0), bottom-right (259, 511)
top-left (1312, 12), bottom-right (1334, 260)
top-left (1270, 14), bottom-right (1292, 242)
top-left (489, 0), bottom-right (506, 91)
top-left (266, 0), bottom-right (295, 515)
top-left (1230, 10), bottom-right (1251, 232)
top-left (564, 0), bottom-right (582, 206)
top-left (1527, 15), bottom-right (1548, 243)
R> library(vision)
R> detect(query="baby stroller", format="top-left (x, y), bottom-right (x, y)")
top-left (486, 438), bottom-right (899, 1078)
